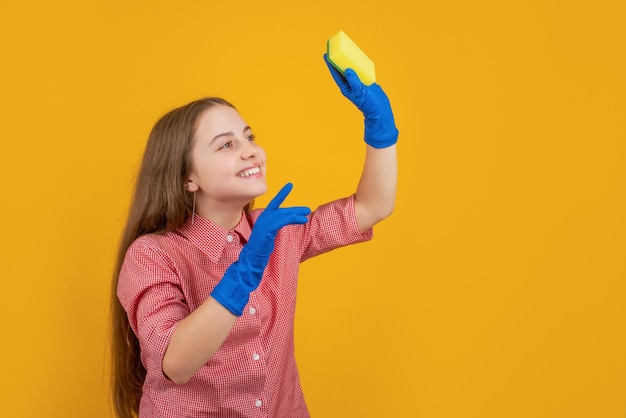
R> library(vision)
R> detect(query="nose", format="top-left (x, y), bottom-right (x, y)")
top-left (241, 141), bottom-right (258, 159)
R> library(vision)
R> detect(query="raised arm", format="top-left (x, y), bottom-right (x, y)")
top-left (324, 54), bottom-right (399, 232)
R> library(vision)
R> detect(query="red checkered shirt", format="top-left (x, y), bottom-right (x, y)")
top-left (118, 195), bottom-right (373, 417)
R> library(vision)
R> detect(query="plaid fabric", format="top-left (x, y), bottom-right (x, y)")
top-left (118, 195), bottom-right (372, 417)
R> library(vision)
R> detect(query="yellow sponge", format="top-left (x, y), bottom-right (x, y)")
top-left (327, 30), bottom-right (376, 86)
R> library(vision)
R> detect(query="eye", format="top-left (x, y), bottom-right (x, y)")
top-left (246, 134), bottom-right (256, 142)
top-left (219, 141), bottom-right (232, 150)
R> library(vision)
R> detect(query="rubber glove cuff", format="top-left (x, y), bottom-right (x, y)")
top-left (364, 108), bottom-right (399, 148)
top-left (210, 246), bottom-right (269, 316)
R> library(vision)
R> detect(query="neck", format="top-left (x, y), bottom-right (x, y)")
top-left (206, 210), bottom-right (243, 231)
top-left (195, 197), bottom-right (247, 230)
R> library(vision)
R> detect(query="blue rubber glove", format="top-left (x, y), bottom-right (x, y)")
top-left (211, 183), bottom-right (311, 316)
top-left (324, 53), bottom-right (399, 149)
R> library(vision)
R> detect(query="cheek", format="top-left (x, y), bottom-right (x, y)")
top-left (204, 161), bottom-right (234, 182)
top-left (191, 155), bottom-right (224, 184)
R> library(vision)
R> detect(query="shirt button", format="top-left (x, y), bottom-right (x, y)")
top-left (226, 234), bottom-right (234, 242)
top-left (253, 353), bottom-right (260, 360)
top-left (255, 399), bottom-right (262, 408)
top-left (249, 307), bottom-right (256, 315)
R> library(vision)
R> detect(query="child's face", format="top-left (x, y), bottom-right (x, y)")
top-left (188, 104), bottom-right (267, 209)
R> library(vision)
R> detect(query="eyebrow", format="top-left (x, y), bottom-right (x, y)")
top-left (209, 126), bottom-right (252, 145)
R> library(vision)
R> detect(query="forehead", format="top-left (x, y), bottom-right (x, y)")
top-left (195, 104), bottom-right (247, 138)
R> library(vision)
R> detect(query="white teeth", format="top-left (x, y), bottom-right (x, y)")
top-left (239, 167), bottom-right (260, 177)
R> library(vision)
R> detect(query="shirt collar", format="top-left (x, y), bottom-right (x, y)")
top-left (178, 212), bottom-right (252, 263)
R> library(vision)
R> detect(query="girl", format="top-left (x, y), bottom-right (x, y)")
top-left (111, 54), bottom-right (399, 418)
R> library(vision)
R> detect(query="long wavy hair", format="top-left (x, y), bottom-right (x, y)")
top-left (110, 97), bottom-right (253, 418)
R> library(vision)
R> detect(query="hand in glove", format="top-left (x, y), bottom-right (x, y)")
top-left (324, 53), bottom-right (399, 148)
top-left (211, 183), bottom-right (311, 316)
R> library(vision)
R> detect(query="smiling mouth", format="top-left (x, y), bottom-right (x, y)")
top-left (238, 167), bottom-right (261, 177)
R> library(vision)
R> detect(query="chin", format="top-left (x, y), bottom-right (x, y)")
top-left (253, 183), bottom-right (268, 197)
top-left (242, 179), bottom-right (267, 198)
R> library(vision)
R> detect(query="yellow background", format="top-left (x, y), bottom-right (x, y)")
top-left (1, 0), bottom-right (625, 417)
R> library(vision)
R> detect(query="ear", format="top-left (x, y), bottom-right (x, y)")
top-left (185, 179), bottom-right (199, 192)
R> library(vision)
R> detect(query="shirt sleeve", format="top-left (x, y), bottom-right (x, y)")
top-left (297, 194), bottom-right (374, 262)
top-left (117, 235), bottom-right (190, 378)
